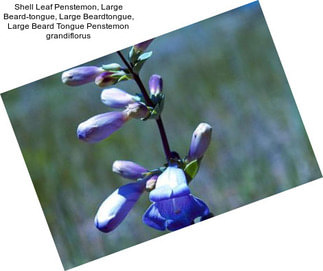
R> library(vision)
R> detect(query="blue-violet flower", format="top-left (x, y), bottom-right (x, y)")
top-left (149, 74), bottom-right (163, 95)
top-left (101, 88), bottom-right (136, 108)
top-left (77, 111), bottom-right (129, 143)
top-left (187, 123), bottom-right (212, 162)
top-left (112, 160), bottom-right (147, 180)
top-left (95, 179), bottom-right (146, 233)
top-left (62, 66), bottom-right (103, 86)
top-left (143, 165), bottom-right (209, 231)
top-left (134, 39), bottom-right (154, 52)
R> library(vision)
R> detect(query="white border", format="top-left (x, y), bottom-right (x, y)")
top-left (1, 0), bottom-right (322, 270)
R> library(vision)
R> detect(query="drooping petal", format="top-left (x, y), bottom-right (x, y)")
top-left (142, 203), bottom-right (166, 231)
top-left (62, 66), bottom-right (103, 86)
top-left (166, 218), bottom-right (192, 231)
top-left (143, 195), bottom-right (210, 232)
top-left (112, 160), bottom-right (147, 180)
top-left (95, 180), bottom-right (146, 233)
top-left (187, 123), bottom-right (212, 161)
top-left (155, 195), bottom-right (210, 231)
top-left (149, 166), bottom-right (190, 202)
top-left (77, 111), bottom-right (129, 143)
top-left (101, 88), bottom-right (136, 108)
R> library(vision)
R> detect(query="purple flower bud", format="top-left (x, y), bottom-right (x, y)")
top-left (77, 111), bottom-right (129, 143)
top-left (95, 72), bottom-right (118, 87)
top-left (124, 102), bottom-right (150, 119)
top-left (101, 88), bottom-right (136, 108)
top-left (134, 39), bottom-right (154, 52)
top-left (62, 66), bottom-right (103, 86)
top-left (95, 180), bottom-right (146, 233)
top-left (149, 74), bottom-right (163, 95)
top-left (187, 123), bottom-right (212, 161)
top-left (112, 160), bottom-right (147, 180)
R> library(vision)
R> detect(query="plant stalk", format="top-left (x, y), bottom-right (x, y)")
top-left (117, 50), bottom-right (172, 161)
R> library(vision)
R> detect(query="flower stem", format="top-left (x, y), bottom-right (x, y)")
top-left (117, 50), bottom-right (172, 161)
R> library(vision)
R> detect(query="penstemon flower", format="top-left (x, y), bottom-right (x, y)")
top-left (77, 111), bottom-right (129, 143)
top-left (95, 179), bottom-right (147, 233)
top-left (62, 66), bottom-right (104, 86)
top-left (149, 74), bottom-right (163, 95)
top-left (143, 165), bottom-right (210, 231)
top-left (112, 160), bottom-right (148, 180)
top-left (101, 88), bottom-right (137, 108)
top-left (63, 37), bottom-right (213, 234)
top-left (187, 123), bottom-right (212, 162)
top-left (95, 71), bottom-right (119, 87)
top-left (134, 39), bottom-right (154, 52)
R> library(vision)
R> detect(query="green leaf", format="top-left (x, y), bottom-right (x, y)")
top-left (133, 51), bottom-right (153, 73)
top-left (102, 63), bottom-right (121, 71)
top-left (137, 51), bottom-right (153, 61)
top-left (184, 160), bottom-right (200, 182)
top-left (129, 46), bottom-right (141, 66)
top-left (117, 74), bottom-right (132, 82)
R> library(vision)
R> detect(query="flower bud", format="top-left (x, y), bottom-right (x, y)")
top-left (124, 102), bottom-right (150, 119)
top-left (62, 66), bottom-right (103, 86)
top-left (112, 160), bottom-right (147, 180)
top-left (187, 123), bottom-right (212, 161)
top-left (149, 74), bottom-right (163, 95)
top-left (101, 88), bottom-right (136, 108)
top-left (95, 72), bottom-right (118, 87)
top-left (134, 39), bottom-right (154, 52)
top-left (145, 175), bottom-right (158, 191)
top-left (95, 180), bottom-right (146, 233)
top-left (77, 111), bottom-right (129, 143)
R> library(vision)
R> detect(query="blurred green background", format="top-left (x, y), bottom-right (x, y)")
top-left (1, 2), bottom-right (321, 269)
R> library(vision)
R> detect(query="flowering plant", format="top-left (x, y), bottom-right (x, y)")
top-left (62, 38), bottom-right (213, 233)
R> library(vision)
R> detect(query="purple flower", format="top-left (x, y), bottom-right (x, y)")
top-left (95, 71), bottom-right (118, 87)
top-left (112, 160), bottom-right (147, 180)
top-left (143, 166), bottom-right (209, 231)
top-left (187, 123), bottom-right (212, 161)
top-left (61, 66), bottom-right (103, 86)
top-left (101, 88), bottom-right (136, 108)
top-left (134, 39), bottom-right (154, 52)
top-left (149, 74), bottom-right (163, 95)
top-left (77, 111), bottom-right (129, 143)
top-left (95, 179), bottom-right (146, 233)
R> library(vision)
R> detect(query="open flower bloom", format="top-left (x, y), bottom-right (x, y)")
top-left (62, 66), bottom-right (103, 86)
top-left (187, 123), bottom-right (212, 162)
top-left (143, 165), bottom-right (209, 231)
top-left (95, 179), bottom-right (146, 233)
top-left (101, 88), bottom-right (136, 108)
top-left (112, 160), bottom-right (147, 180)
top-left (77, 111), bottom-right (129, 143)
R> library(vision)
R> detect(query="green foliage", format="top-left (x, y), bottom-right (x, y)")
top-left (184, 159), bottom-right (201, 182)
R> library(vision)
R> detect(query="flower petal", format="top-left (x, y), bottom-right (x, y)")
top-left (149, 166), bottom-right (190, 202)
top-left (156, 195), bottom-right (210, 223)
top-left (95, 180), bottom-right (145, 233)
top-left (77, 111), bottom-right (128, 143)
top-left (142, 203), bottom-right (166, 231)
